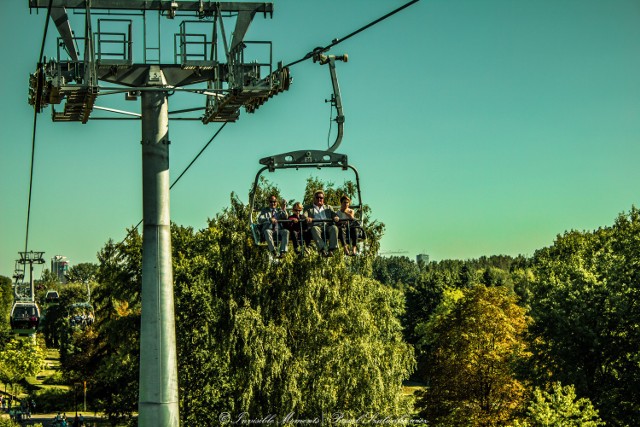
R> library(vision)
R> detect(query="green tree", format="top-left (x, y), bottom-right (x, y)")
top-left (372, 255), bottom-right (420, 290)
top-left (404, 258), bottom-right (518, 356)
top-left (404, 274), bottom-right (448, 351)
top-left (66, 262), bottom-right (98, 284)
top-left (74, 183), bottom-right (414, 425)
top-left (92, 234), bottom-right (142, 426)
top-left (57, 234), bottom-right (143, 426)
top-left (0, 338), bottom-right (46, 394)
top-left (173, 194), bottom-right (414, 423)
top-left (0, 276), bottom-right (13, 332)
top-left (528, 207), bottom-right (640, 425)
top-left (415, 285), bottom-right (529, 426)
top-left (514, 382), bottom-right (604, 427)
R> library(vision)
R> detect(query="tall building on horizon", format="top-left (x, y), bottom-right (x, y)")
top-left (416, 253), bottom-right (429, 265)
top-left (51, 255), bottom-right (69, 284)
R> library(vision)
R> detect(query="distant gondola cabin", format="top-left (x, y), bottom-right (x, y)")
top-left (45, 290), bottom-right (60, 304)
top-left (10, 302), bottom-right (41, 335)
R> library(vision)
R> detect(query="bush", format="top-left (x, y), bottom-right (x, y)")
top-left (31, 387), bottom-right (74, 413)
top-left (41, 370), bottom-right (65, 385)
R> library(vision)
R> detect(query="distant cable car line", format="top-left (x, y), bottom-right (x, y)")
top-left (24, 0), bottom-right (54, 256)
top-left (16, 0), bottom-right (52, 339)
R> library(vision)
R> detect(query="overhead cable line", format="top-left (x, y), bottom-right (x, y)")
top-left (24, 0), bottom-right (54, 256)
top-left (120, 122), bottom-right (228, 244)
top-left (283, 0), bottom-right (420, 68)
top-left (170, 122), bottom-right (228, 193)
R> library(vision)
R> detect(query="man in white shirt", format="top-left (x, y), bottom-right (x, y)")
top-left (303, 190), bottom-right (339, 256)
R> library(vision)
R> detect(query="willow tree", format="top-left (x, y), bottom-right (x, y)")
top-left (174, 193), bottom-right (414, 424)
top-left (84, 180), bottom-right (414, 424)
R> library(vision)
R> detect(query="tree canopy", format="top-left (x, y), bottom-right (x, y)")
top-left (70, 181), bottom-right (414, 425)
top-left (415, 285), bottom-right (529, 426)
top-left (527, 207), bottom-right (640, 425)
top-left (28, 180), bottom-right (640, 427)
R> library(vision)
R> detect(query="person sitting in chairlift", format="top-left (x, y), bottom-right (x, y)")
top-left (304, 190), bottom-right (340, 256)
top-left (337, 195), bottom-right (360, 256)
top-left (286, 202), bottom-right (308, 253)
top-left (258, 195), bottom-right (290, 258)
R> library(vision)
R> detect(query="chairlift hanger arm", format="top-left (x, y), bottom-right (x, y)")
top-left (51, 7), bottom-right (79, 61)
top-left (313, 54), bottom-right (346, 153)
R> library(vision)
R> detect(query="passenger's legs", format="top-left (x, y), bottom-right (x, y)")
top-left (327, 224), bottom-right (339, 251)
top-left (278, 229), bottom-right (290, 254)
top-left (310, 225), bottom-right (327, 252)
top-left (263, 228), bottom-right (277, 253)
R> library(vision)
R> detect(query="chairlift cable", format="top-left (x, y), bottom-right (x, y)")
top-left (170, 122), bottom-right (228, 192)
top-left (24, 0), bottom-right (54, 256)
top-left (119, 122), bottom-right (228, 245)
top-left (283, 0), bottom-right (420, 68)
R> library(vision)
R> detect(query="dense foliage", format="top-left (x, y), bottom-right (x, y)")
top-left (61, 183), bottom-right (413, 425)
top-left (414, 285), bottom-right (529, 426)
top-left (0, 276), bottom-right (12, 332)
top-left (31, 192), bottom-right (640, 426)
top-left (527, 207), bottom-right (640, 425)
top-left (175, 196), bottom-right (413, 423)
top-left (514, 382), bottom-right (604, 427)
top-left (0, 337), bottom-right (46, 394)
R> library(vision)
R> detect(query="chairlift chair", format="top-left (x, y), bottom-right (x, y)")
top-left (248, 53), bottom-right (364, 253)
top-left (249, 149), bottom-right (363, 249)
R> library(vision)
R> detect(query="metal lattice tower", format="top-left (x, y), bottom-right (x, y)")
top-left (27, 1), bottom-right (291, 425)
top-left (17, 250), bottom-right (45, 302)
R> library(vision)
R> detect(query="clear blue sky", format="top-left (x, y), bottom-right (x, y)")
top-left (2, 0), bottom-right (640, 277)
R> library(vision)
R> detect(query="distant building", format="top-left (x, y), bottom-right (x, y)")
top-left (51, 255), bottom-right (69, 284)
top-left (416, 253), bottom-right (429, 265)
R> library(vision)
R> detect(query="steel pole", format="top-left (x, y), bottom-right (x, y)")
top-left (29, 262), bottom-right (35, 301)
top-left (138, 66), bottom-right (179, 426)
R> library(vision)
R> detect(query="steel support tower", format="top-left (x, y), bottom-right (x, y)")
top-left (17, 250), bottom-right (45, 302)
top-left (139, 66), bottom-right (178, 425)
top-left (28, 1), bottom-right (290, 425)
